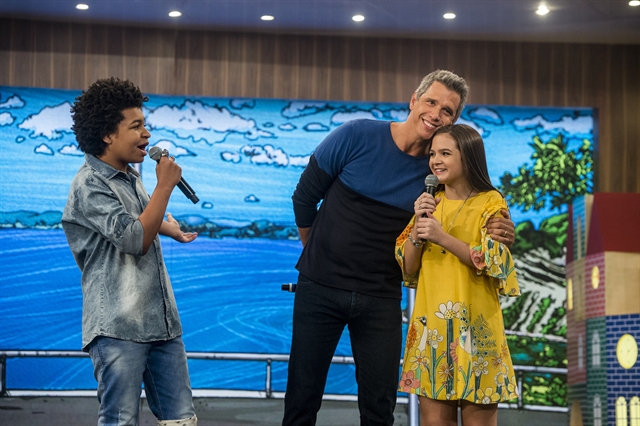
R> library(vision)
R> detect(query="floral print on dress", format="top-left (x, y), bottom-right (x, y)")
top-left (396, 191), bottom-right (521, 404)
top-left (399, 299), bottom-right (520, 404)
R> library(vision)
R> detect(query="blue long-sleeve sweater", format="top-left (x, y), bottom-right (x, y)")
top-left (292, 119), bottom-right (431, 299)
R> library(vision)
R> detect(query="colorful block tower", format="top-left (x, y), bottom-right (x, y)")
top-left (566, 193), bottom-right (640, 426)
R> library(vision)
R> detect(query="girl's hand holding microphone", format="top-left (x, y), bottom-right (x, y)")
top-left (410, 193), bottom-right (442, 246)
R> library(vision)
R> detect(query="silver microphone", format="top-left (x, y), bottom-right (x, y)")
top-left (424, 174), bottom-right (439, 196)
top-left (148, 146), bottom-right (199, 204)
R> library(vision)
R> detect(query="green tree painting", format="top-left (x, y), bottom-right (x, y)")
top-left (498, 133), bottom-right (594, 407)
top-left (499, 135), bottom-right (593, 212)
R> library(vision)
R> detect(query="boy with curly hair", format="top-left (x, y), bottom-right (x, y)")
top-left (62, 77), bottom-right (198, 426)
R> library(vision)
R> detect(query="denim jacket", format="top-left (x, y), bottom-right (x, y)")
top-left (62, 154), bottom-right (182, 350)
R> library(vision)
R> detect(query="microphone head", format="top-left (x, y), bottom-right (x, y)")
top-left (148, 146), bottom-right (163, 161)
top-left (424, 174), bottom-right (439, 188)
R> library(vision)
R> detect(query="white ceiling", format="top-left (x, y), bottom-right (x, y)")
top-left (1, 0), bottom-right (639, 44)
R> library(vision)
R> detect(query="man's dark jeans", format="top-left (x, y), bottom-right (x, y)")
top-left (282, 277), bottom-right (402, 426)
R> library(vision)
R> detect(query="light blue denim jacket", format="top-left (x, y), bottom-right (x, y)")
top-left (62, 154), bottom-right (182, 350)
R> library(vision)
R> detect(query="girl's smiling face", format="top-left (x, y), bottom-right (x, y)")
top-left (429, 132), bottom-right (465, 188)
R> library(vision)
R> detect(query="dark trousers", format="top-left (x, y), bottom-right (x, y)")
top-left (282, 277), bottom-right (402, 426)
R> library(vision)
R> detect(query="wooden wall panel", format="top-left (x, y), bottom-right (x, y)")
top-left (312, 36), bottom-right (331, 101)
top-left (486, 41), bottom-right (501, 105)
top-left (626, 49), bottom-right (640, 189)
top-left (274, 34), bottom-right (295, 99)
top-left (616, 45), bottom-right (640, 193)
top-left (93, 25), bottom-right (111, 84)
top-left (535, 43), bottom-right (552, 106)
top-left (184, 31), bottom-right (205, 96)
top-left (123, 25), bottom-right (146, 91)
top-left (362, 38), bottom-right (380, 102)
top-left (203, 32), bottom-right (228, 97)
top-left (549, 44), bottom-right (566, 107)
top-left (104, 27), bottom-right (124, 83)
top-left (399, 39), bottom-right (423, 102)
top-left (348, 37), bottom-right (365, 101)
top-left (565, 44), bottom-right (584, 107)
top-left (0, 21), bottom-right (9, 85)
top-left (610, 45), bottom-right (626, 192)
top-left (9, 20), bottom-right (35, 87)
top-left (327, 37), bottom-right (347, 102)
top-left (0, 18), bottom-right (638, 193)
top-left (51, 22), bottom-right (72, 89)
top-left (377, 38), bottom-right (401, 102)
top-left (500, 42), bottom-right (517, 106)
top-left (68, 24), bottom-right (87, 87)
top-left (174, 31), bottom-right (193, 96)
top-left (296, 35), bottom-right (311, 100)
top-left (466, 41), bottom-right (490, 104)
top-left (32, 21), bottom-right (52, 88)
top-left (517, 43), bottom-right (536, 106)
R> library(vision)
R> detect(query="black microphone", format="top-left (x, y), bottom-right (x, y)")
top-left (422, 174), bottom-right (439, 218)
top-left (424, 174), bottom-right (439, 196)
top-left (281, 283), bottom-right (297, 292)
top-left (148, 146), bottom-right (199, 204)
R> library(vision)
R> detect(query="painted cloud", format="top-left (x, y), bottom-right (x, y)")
top-left (241, 144), bottom-right (289, 167)
top-left (34, 144), bottom-right (54, 155)
top-left (282, 101), bottom-right (333, 118)
top-left (0, 94), bottom-right (25, 109)
top-left (303, 123), bottom-right (330, 132)
top-left (278, 123), bottom-right (296, 131)
top-left (230, 99), bottom-right (256, 109)
top-left (331, 110), bottom-right (381, 125)
top-left (512, 114), bottom-right (592, 139)
top-left (58, 143), bottom-right (83, 156)
top-left (221, 151), bottom-right (241, 163)
top-left (469, 107), bottom-right (504, 125)
top-left (289, 155), bottom-right (310, 167)
top-left (0, 112), bottom-right (14, 126)
top-left (146, 101), bottom-right (274, 144)
top-left (456, 117), bottom-right (488, 137)
top-left (18, 103), bottom-right (73, 139)
top-left (151, 140), bottom-right (196, 158)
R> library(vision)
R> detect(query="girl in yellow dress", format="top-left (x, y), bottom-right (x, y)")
top-left (396, 124), bottom-right (520, 426)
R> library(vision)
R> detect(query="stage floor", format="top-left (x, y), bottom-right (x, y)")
top-left (0, 396), bottom-right (568, 425)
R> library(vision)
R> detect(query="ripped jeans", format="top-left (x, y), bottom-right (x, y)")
top-left (88, 336), bottom-right (196, 426)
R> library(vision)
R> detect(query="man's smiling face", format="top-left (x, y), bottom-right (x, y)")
top-left (409, 81), bottom-right (461, 141)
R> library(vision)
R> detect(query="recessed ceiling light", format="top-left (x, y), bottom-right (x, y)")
top-left (629, 0), bottom-right (640, 6)
top-left (536, 5), bottom-right (549, 15)
top-left (168, 11), bottom-right (182, 18)
top-left (261, 15), bottom-right (275, 21)
top-left (76, 4), bottom-right (89, 10)
top-left (443, 13), bottom-right (456, 19)
top-left (352, 15), bottom-right (365, 22)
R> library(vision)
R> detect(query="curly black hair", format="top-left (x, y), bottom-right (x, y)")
top-left (71, 77), bottom-right (149, 156)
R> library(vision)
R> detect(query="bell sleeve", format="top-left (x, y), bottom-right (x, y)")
top-left (469, 196), bottom-right (521, 297)
top-left (395, 216), bottom-right (420, 289)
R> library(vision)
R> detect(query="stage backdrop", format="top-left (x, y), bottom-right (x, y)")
top-left (0, 86), bottom-right (594, 407)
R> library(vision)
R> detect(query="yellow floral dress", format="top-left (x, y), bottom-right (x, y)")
top-left (396, 190), bottom-right (520, 404)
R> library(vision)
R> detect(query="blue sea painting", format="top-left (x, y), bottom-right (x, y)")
top-left (0, 86), bottom-right (594, 397)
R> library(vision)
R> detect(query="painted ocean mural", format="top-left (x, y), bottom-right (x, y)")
top-left (0, 86), bottom-right (594, 405)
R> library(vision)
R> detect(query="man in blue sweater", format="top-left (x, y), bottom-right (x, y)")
top-left (283, 70), bottom-right (515, 425)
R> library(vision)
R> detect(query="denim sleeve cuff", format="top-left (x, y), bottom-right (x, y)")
top-left (121, 219), bottom-right (145, 255)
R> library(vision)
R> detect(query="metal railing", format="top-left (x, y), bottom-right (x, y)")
top-left (0, 349), bottom-right (567, 411)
